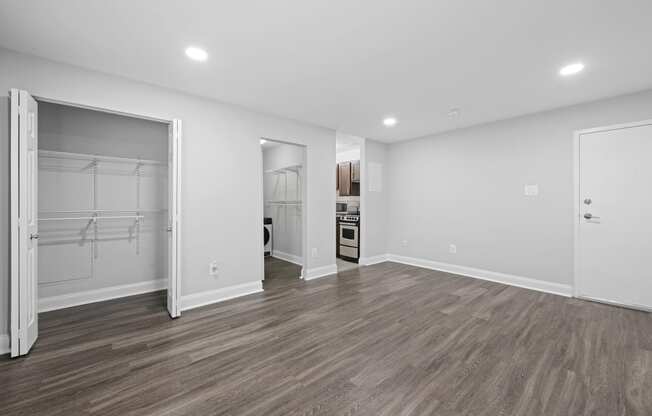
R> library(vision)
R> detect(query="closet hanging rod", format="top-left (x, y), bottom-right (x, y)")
top-left (264, 164), bottom-right (302, 174)
top-left (265, 201), bottom-right (303, 205)
top-left (39, 209), bottom-right (166, 214)
top-left (38, 150), bottom-right (165, 166)
top-left (39, 215), bottom-right (145, 222)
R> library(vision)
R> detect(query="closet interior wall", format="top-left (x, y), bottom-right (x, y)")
top-left (38, 102), bottom-right (169, 300)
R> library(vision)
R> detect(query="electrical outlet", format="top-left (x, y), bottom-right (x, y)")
top-left (209, 261), bottom-right (219, 276)
top-left (311, 248), bottom-right (318, 258)
top-left (401, 240), bottom-right (408, 247)
top-left (449, 244), bottom-right (457, 254)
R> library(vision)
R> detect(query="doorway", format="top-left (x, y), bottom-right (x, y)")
top-left (9, 89), bottom-right (182, 357)
top-left (260, 139), bottom-right (306, 290)
top-left (335, 133), bottom-right (362, 272)
top-left (574, 120), bottom-right (652, 311)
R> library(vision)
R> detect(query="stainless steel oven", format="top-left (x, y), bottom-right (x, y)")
top-left (339, 222), bottom-right (358, 247)
top-left (338, 215), bottom-right (359, 261)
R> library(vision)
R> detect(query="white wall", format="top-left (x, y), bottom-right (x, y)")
top-left (39, 101), bottom-right (168, 160)
top-left (336, 148), bottom-right (360, 163)
top-left (387, 89), bottom-right (652, 287)
top-left (0, 48), bottom-right (336, 339)
top-left (263, 143), bottom-right (304, 261)
top-left (360, 139), bottom-right (388, 262)
top-left (38, 102), bottom-right (168, 299)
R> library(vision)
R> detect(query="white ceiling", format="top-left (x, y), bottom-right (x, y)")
top-left (336, 132), bottom-right (363, 153)
top-left (1, 0), bottom-right (651, 142)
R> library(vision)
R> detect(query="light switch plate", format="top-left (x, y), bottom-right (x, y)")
top-left (524, 184), bottom-right (539, 196)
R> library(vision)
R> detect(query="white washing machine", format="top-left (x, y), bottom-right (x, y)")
top-left (263, 217), bottom-right (273, 256)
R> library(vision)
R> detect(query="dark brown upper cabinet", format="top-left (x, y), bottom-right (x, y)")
top-left (338, 162), bottom-right (352, 196)
top-left (337, 160), bottom-right (360, 196)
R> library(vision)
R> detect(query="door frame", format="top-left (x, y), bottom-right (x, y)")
top-left (258, 138), bottom-right (308, 281)
top-left (9, 91), bottom-right (184, 355)
top-left (572, 118), bottom-right (652, 303)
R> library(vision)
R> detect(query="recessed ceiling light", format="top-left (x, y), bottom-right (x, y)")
top-left (383, 117), bottom-right (398, 127)
top-left (559, 62), bottom-right (584, 76)
top-left (185, 46), bottom-right (208, 62)
top-left (260, 139), bottom-right (267, 145)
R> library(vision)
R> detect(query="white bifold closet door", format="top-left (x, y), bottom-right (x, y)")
top-left (10, 89), bottom-right (39, 357)
top-left (10, 88), bottom-right (184, 356)
top-left (167, 119), bottom-right (182, 318)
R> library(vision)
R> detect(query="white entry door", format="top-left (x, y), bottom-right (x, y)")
top-left (576, 121), bottom-right (652, 311)
top-left (167, 119), bottom-right (182, 318)
top-left (10, 89), bottom-right (39, 357)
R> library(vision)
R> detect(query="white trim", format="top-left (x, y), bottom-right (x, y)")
top-left (0, 335), bottom-right (9, 356)
top-left (32, 94), bottom-right (172, 124)
top-left (359, 254), bottom-right (389, 266)
top-left (573, 118), bottom-right (652, 299)
top-left (359, 138), bottom-right (368, 261)
top-left (180, 281), bottom-right (263, 312)
top-left (39, 279), bottom-right (167, 313)
top-left (387, 254), bottom-right (572, 297)
top-left (10, 88), bottom-right (20, 357)
top-left (577, 295), bottom-right (652, 313)
top-left (573, 118), bottom-right (652, 137)
top-left (272, 250), bottom-right (303, 266)
top-left (258, 144), bottom-right (265, 282)
top-left (304, 264), bottom-right (338, 281)
top-left (573, 129), bottom-right (580, 297)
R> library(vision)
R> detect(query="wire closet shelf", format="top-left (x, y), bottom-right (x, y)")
top-left (264, 164), bottom-right (303, 207)
top-left (38, 150), bottom-right (167, 224)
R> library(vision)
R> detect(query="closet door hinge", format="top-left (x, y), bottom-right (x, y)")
top-left (166, 225), bottom-right (173, 232)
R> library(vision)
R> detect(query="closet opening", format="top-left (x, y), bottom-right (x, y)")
top-left (260, 139), bottom-right (306, 290)
top-left (37, 101), bottom-right (172, 314)
top-left (9, 88), bottom-right (182, 357)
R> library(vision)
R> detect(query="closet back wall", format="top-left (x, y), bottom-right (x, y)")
top-left (38, 103), bottom-right (168, 300)
top-left (39, 102), bottom-right (167, 159)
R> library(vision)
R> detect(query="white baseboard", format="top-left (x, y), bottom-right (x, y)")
top-left (180, 281), bottom-right (263, 312)
top-left (359, 254), bottom-right (390, 266)
top-left (387, 254), bottom-right (572, 297)
top-left (39, 279), bottom-right (167, 312)
top-left (0, 334), bottom-right (9, 356)
top-left (272, 250), bottom-right (303, 266)
top-left (304, 263), bottom-right (338, 281)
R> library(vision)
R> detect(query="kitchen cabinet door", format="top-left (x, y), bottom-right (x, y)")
top-left (336, 165), bottom-right (339, 190)
top-left (352, 160), bottom-right (360, 182)
top-left (338, 162), bottom-right (351, 196)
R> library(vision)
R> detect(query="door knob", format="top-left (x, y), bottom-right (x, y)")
top-left (584, 213), bottom-right (600, 220)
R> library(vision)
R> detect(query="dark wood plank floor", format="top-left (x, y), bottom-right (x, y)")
top-left (2, 261), bottom-right (652, 415)
top-left (264, 256), bottom-right (302, 290)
